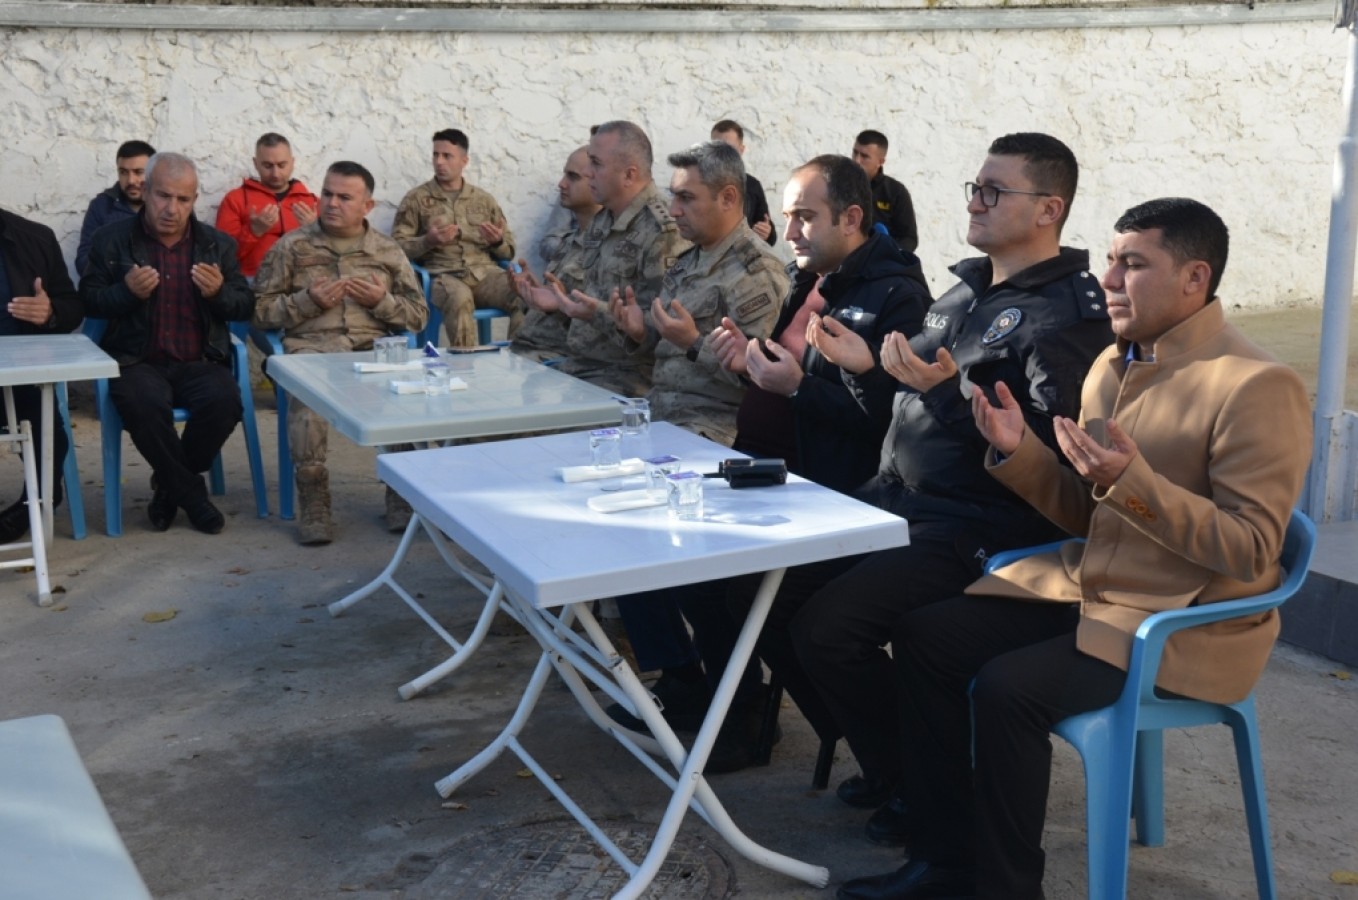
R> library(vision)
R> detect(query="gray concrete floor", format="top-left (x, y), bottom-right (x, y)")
top-left (3, 305), bottom-right (1358, 899)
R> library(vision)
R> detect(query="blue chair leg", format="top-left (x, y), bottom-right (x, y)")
top-left (57, 383), bottom-right (86, 541)
top-left (208, 454), bottom-right (226, 496)
top-left (475, 310), bottom-right (494, 345)
top-left (1059, 712), bottom-right (1136, 900)
top-left (276, 384), bottom-right (294, 520)
top-left (232, 336), bottom-right (269, 518)
top-left (1132, 729), bottom-right (1166, 847)
top-left (96, 379), bottom-right (124, 538)
top-left (1228, 699), bottom-right (1278, 900)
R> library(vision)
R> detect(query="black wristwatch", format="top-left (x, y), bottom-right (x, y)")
top-left (685, 335), bottom-right (703, 362)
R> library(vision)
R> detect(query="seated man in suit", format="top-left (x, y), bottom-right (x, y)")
top-left (838, 198), bottom-right (1312, 900)
top-left (0, 207), bottom-right (83, 543)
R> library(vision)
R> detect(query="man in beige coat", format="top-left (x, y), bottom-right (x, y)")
top-left (837, 198), bottom-right (1311, 900)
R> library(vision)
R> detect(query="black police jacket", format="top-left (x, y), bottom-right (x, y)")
top-left (849, 247), bottom-right (1113, 551)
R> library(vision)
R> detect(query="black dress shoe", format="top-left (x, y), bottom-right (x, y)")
top-left (866, 792), bottom-right (912, 846)
top-left (605, 673), bottom-right (711, 735)
top-left (147, 476), bottom-right (177, 531)
top-left (183, 495), bottom-right (225, 535)
top-left (0, 498), bottom-right (31, 544)
top-left (836, 858), bottom-right (975, 900)
top-left (705, 698), bottom-right (781, 775)
top-left (837, 774), bottom-right (895, 809)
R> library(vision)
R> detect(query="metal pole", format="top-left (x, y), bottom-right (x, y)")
top-left (1308, 28), bottom-right (1358, 521)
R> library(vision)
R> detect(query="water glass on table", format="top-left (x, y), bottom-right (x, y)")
top-left (619, 398), bottom-right (650, 436)
top-left (665, 471), bottom-right (704, 520)
top-left (589, 428), bottom-right (622, 469)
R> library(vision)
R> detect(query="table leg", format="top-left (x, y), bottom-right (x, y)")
top-left (328, 513), bottom-right (512, 700)
top-left (433, 572), bottom-right (829, 896)
top-left (17, 421), bottom-right (52, 607)
top-left (613, 567), bottom-right (829, 898)
top-left (40, 383), bottom-right (54, 543)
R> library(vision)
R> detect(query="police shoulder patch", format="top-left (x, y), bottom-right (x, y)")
top-left (982, 308), bottom-right (1022, 344)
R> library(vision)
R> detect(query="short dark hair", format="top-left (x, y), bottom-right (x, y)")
top-left (795, 154), bottom-right (873, 237)
top-left (854, 130), bottom-right (888, 151)
top-left (667, 141), bottom-right (745, 202)
top-left (432, 129), bottom-right (469, 151)
top-left (116, 140), bottom-right (156, 161)
top-left (1114, 198), bottom-right (1230, 301)
top-left (594, 120), bottom-right (654, 173)
top-left (711, 119), bottom-right (744, 141)
top-left (987, 132), bottom-right (1079, 230)
top-left (326, 160), bottom-right (375, 195)
top-left (256, 132), bottom-right (291, 151)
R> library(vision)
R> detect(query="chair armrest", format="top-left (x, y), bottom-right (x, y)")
top-left (82, 317), bottom-right (107, 343)
top-left (985, 540), bottom-right (1075, 574)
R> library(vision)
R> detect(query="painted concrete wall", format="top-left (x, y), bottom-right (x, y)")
top-left (0, 17), bottom-right (1345, 308)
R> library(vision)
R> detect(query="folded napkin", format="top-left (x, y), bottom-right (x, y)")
top-left (388, 378), bottom-right (468, 394)
top-left (557, 459), bottom-right (646, 483)
top-left (587, 489), bottom-right (666, 513)
top-left (353, 360), bottom-right (425, 374)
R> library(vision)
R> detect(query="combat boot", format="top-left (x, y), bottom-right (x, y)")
top-left (384, 486), bottom-right (413, 533)
top-left (296, 464), bottom-right (334, 545)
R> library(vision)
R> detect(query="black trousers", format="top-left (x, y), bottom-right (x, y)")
top-left (893, 595), bottom-right (1127, 899)
top-left (106, 361), bottom-right (241, 503)
top-left (2, 384), bottom-right (69, 502)
top-left (789, 539), bottom-right (982, 787)
top-left (616, 580), bottom-right (765, 703)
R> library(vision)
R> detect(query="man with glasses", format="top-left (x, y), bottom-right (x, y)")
top-left (747, 133), bottom-right (1113, 849)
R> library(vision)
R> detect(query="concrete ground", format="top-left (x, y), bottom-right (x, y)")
top-left (2, 305), bottom-right (1357, 899)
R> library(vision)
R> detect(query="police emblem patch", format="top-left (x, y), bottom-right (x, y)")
top-left (982, 308), bottom-right (1022, 344)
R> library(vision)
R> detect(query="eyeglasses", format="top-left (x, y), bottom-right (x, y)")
top-left (964, 182), bottom-right (1054, 208)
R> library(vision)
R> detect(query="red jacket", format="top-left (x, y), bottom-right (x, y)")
top-left (214, 178), bottom-right (317, 276)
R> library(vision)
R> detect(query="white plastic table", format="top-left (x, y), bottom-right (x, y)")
top-left (375, 423), bottom-right (909, 897)
top-left (266, 348), bottom-right (621, 447)
top-left (0, 714), bottom-right (152, 900)
top-left (1, 334), bottom-right (118, 606)
top-left (270, 348), bottom-right (624, 697)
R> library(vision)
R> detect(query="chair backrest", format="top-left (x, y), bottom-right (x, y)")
top-left (1124, 509), bottom-right (1317, 706)
top-left (81, 317), bottom-right (107, 343)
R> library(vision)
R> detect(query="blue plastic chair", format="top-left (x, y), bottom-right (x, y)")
top-left (984, 511), bottom-right (1316, 900)
top-left (411, 262), bottom-right (510, 347)
top-left (83, 319), bottom-right (269, 536)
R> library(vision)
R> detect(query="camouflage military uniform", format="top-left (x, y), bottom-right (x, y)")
top-left (253, 221), bottom-right (427, 466)
top-left (509, 221), bottom-right (592, 363)
top-left (391, 179), bottom-right (520, 347)
top-left (555, 182), bottom-right (689, 398)
top-left (628, 221), bottom-right (788, 447)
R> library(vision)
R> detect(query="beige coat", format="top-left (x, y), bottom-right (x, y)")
top-left (968, 301), bottom-right (1311, 704)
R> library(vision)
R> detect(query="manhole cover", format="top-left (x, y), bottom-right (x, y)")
top-left (367, 819), bottom-right (733, 898)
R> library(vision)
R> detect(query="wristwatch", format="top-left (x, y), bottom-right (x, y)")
top-left (685, 335), bottom-right (703, 362)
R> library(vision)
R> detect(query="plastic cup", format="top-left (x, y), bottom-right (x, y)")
top-left (589, 428), bottom-right (622, 469)
top-left (644, 455), bottom-right (681, 497)
top-left (424, 362), bottom-right (453, 395)
top-left (620, 398), bottom-right (650, 436)
top-left (665, 471), bottom-right (704, 520)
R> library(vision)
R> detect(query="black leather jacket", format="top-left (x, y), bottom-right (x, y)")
top-left (849, 247), bottom-right (1113, 550)
top-left (79, 214), bottom-right (253, 366)
top-left (782, 232), bottom-right (932, 494)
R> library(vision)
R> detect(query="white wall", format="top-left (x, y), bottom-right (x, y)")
top-left (0, 15), bottom-right (1345, 308)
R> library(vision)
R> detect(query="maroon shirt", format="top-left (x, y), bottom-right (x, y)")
top-left (142, 217), bottom-right (203, 363)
